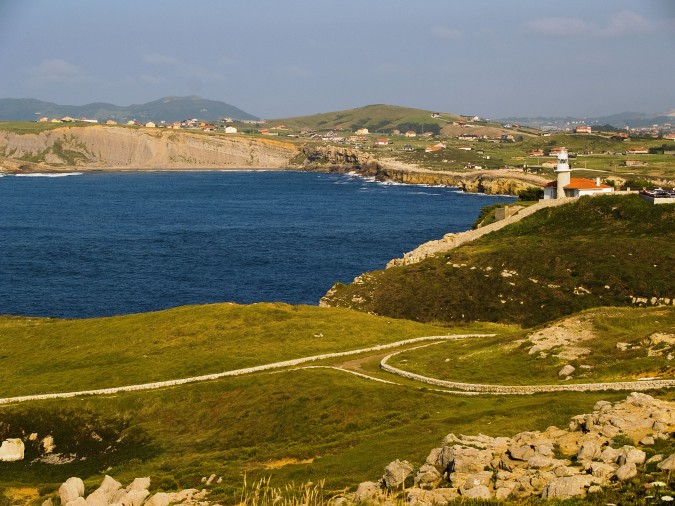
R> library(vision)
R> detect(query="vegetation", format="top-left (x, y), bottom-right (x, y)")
top-left (388, 307), bottom-right (675, 385)
top-left (324, 195), bottom-right (675, 327)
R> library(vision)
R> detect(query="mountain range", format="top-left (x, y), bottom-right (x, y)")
top-left (0, 96), bottom-right (672, 128)
top-left (0, 96), bottom-right (258, 123)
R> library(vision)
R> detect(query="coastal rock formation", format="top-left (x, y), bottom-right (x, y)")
top-left (340, 393), bottom-right (675, 503)
top-left (0, 126), bottom-right (297, 170)
top-left (301, 145), bottom-right (548, 196)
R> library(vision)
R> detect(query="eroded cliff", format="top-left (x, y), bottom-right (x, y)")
top-left (0, 126), bottom-right (299, 170)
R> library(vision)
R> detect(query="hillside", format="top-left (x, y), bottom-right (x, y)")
top-left (0, 96), bottom-right (258, 123)
top-left (322, 194), bottom-right (675, 327)
top-left (268, 104), bottom-right (463, 133)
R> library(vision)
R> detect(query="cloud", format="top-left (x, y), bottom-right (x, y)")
top-left (143, 53), bottom-right (178, 65)
top-left (28, 59), bottom-right (88, 85)
top-left (431, 25), bottom-right (463, 41)
top-left (217, 56), bottom-right (238, 66)
top-left (525, 10), bottom-right (655, 37)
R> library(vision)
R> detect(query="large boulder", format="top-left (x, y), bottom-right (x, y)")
top-left (658, 454), bottom-right (675, 471)
top-left (59, 477), bottom-right (85, 505)
top-left (0, 438), bottom-right (24, 462)
top-left (542, 475), bottom-right (593, 499)
top-left (353, 482), bottom-right (382, 503)
top-left (614, 462), bottom-right (637, 481)
top-left (382, 459), bottom-right (413, 488)
top-left (126, 478), bottom-right (150, 492)
top-left (407, 487), bottom-right (458, 506)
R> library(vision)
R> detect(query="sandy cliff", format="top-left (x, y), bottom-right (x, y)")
top-left (0, 126), bottom-right (299, 170)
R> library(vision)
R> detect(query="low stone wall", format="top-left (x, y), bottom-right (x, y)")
top-left (0, 334), bottom-right (490, 405)
top-left (380, 348), bottom-right (675, 394)
top-left (387, 198), bottom-right (571, 268)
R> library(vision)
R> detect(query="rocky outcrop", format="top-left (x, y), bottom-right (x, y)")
top-left (300, 145), bottom-right (548, 196)
top-left (51, 476), bottom-right (206, 506)
top-left (0, 126), bottom-right (298, 170)
top-left (340, 393), bottom-right (675, 503)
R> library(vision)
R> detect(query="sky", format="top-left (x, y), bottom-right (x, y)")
top-left (0, 0), bottom-right (673, 119)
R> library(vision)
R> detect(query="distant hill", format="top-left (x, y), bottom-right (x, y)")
top-left (501, 111), bottom-right (674, 129)
top-left (269, 104), bottom-right (463, 134)
top-left (0, 96), bottom-right (258, 123)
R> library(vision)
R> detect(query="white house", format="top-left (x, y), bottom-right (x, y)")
top-left (543, 149), bottom-right (613, 199)
top-left (224, 126), bottom-right (238, 134)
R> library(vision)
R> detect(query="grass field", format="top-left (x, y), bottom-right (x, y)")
top-left (388, 307), bottom-right (675, 385)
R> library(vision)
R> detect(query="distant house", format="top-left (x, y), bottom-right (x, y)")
top-left (404, 130), bottom-right (417, 138)
top-left (355, 128), bottom-right (369, 135)
top-left (575, 125), bottom-right (592, 134)
top-left (402, 144), bottom-right (414, 151)
top-left (61, 116), bottom-right (76, 123)
top-left (611, 133), bottom-right (630, 141)
top-left (663, 133), bottom-right (675, 141)
top-left (623, 160), bottom-right (646, 167)
top-left (145, 121), bottom-right (156, 128)
top-left (527, 149), bottom-right (544, 157)
top-left (431, 113), bottom-right (441, 118)
top-left (500, 134), bottom-right (516, 143)
top-left (376, 138), bottom-right (390, 145)
top-left (548, 147), bottom-right (566, 156)
top-left (105, 120), bottom-right (118, 125)
top-left (391, 129), bottom-right (401, 135)
top-left (38, 117), bottom-right (49, 123)
top-left (224, 126), bottom-right (238, 134)
top-left (625, 147), bottom-right (648, 155)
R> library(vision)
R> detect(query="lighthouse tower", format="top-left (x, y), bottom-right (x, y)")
top-left (554, 148), bottom-right (571, 199)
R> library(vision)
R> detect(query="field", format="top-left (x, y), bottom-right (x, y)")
top-left (2, 302), bottom-right (657, 503)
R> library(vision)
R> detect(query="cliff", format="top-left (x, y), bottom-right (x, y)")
top-left (0, 125), bottom-right (298, 170)
top-left (301, 145), bottom-right (548, 195)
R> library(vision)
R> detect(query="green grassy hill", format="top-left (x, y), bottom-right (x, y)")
top-left (322, 195), bottom-right (675, 327)
top-left (268, 104), bottom-right (461, 133)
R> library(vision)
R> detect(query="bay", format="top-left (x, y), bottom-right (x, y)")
top-left (0, 171), bottom-right (514, 318)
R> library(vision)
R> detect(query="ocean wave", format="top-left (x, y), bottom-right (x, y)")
top-left (14, 172), bottom-right (83, 178)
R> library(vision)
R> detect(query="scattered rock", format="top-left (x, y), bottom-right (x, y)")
top-left (59, 477), bottom-right (85, 505)
top-left (0, 438), bottom-right (25, 461)
top-left (559, 364), bottom-right (576, 377)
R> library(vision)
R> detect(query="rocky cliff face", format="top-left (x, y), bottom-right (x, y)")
top-left (0, 126), bottom-right (298, 170)
top-left (301, 145), bottom-right (545, 195)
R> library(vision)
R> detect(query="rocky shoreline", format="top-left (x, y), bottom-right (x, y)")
top-left (0, 126), bottom-right (549, 196)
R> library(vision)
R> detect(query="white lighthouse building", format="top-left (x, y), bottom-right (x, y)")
top-left (543, 148), bottom-right (613, 199)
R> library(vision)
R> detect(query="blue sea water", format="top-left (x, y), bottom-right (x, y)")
top-left (0, 171), bottom-right (514, 318)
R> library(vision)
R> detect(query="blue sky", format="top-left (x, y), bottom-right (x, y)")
top-left (0, 0), bottom-right (673, 119)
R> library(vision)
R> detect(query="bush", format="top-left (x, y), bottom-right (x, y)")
top-left (518, 187), bottom-right (544, 201)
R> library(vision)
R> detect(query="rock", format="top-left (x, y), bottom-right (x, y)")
top-left (126, 478), bottom-right (151, 493)
top-left (174, 489), bottom-right (198, 502)
top-left (588, 462), bottom-right (617, 480)
top-left (406, 487), bottom-right (458, 506)
top-left (0, 438), bottom-right (25, 461)
top-left (588, 485), bottom-right (603, 494)
top-left (647, 454), bottom-right (664, 465)
top-left (618, 447), bottom-right (646, 465)
top-left (353, 482), bottom-right (382, 503)
top-left (527, 456), bottom-right (555, 469)
top-left (42, 499), bottom-right (54, 506)
top-left (382, 459), bottom-right (413, 488)
top-left (509, 444), bottom-right (535, 461)
top-left (559, 365), bottom-right (576, 377)
top-left (576, 440), bottom-right (601, 462)
top-left (66, 498), bottom-right (87, 506)
top-left (614, 462), bottom-right (637, 481)
top-left (414, 464), bottom-right (442, 489)
top-left (657, 454), bottom-right (675, 471)
top-left (447, 446), bottom-right (493, 473)
top-left (144, 493), bottom-right (176, 506)
top-left (42, 435), bottom-right (56, 453)
top-left (461, 471), bottom-right (492, 490)
top-left (59, 477), bottom-right (85, 505)
top-left (459, 484), bottom-right (492, 499)
top-left (599, 447), bottom-right (621, 464)
top-left (542, 475), bottom-right (592, 499)
top-left (205, 474), bottom-right (217, 486)
top-left (117, 491), bottom-right (149, 506)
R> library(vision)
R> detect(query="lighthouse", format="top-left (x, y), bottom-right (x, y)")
top-left (554, 148), bottom-right (571, 199)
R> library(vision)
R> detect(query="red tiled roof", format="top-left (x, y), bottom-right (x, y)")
top-left (544, 178), bottom-right (612, 189)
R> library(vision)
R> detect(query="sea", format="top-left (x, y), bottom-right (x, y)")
top-left (0, 170), bottom-right (515, 318)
